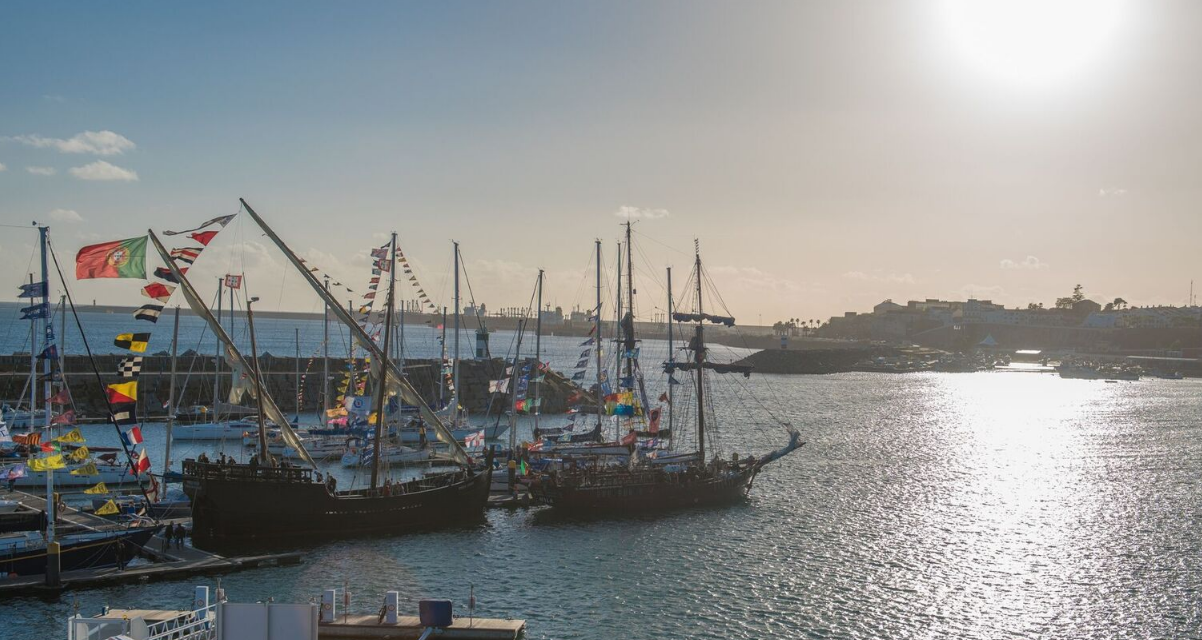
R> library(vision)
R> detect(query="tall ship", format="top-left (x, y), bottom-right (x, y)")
top-left (531, 226), bottom-right (802, 511)
top-left (171, 202), bottom-right (491, 546)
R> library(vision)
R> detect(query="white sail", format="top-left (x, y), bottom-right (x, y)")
top-left (148, 230), bottom-right (317, 468)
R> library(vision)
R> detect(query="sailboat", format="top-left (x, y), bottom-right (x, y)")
top-left (530, 230), bottom-right (803, 511)
top-left (170, 210), bottom-right (491, 545)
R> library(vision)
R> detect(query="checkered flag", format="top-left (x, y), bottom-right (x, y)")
top-left (117, 356), bottom-right (143, 379)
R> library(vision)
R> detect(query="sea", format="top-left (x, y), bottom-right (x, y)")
top-left (2, 302), bottom-right (1202, 638)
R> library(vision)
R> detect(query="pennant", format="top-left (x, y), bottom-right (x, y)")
top-left (106, 381), bottom-right (137, 404)
top-left (41, 442), bottom-right (58, 453)
top-left (163, 214), bottom-right (235, 236)
top-left (571, 371), bottom-right (586, 381)
top-left (169, 247), bottom-right (202, 264)
top-left (18, 281), bottom-right (47, 299)
top-left (120, 426), bottom-right (145, 447)
top-left (141, 283), bottom-right (175, 303)
top-left (224, 274), bottom-right (243, 289)
top-left (134, 449), bottom-right (151, 474)
top-left (84, 482), bottom-right (108, 495)
top-left (189, 231), bottom-right (219, 246)
top-left (48, 388), bottom-right (71, 405)
top-left (111, 405), bottom-right (137, 425)
top-left (71, 462), bottom-right (99, 476)
top-left (14, 432), bottom-right (41, 446)
top-left (574, 358), bottom-right (589, 369)
top-left (38, 345), bottom-right (59, 360)
top-left (488, 379), bottom-right (510, 394)
top-left (669, 375), bottom-right (682, 385)
top-left (114, 333), bottom-right (151, 353)
top-left (28, 454), bottom-right (66, 472)
top-left (117, 356), bottom-right (143, 378)
top-left (55, 428), bottom-right (85, 443)
top-left (134, 304), bottom-right (163, 323)
top-left (75, 237), bottom-right (148, 279)
top-left (648, 408), bottom-right (661, 433)
top-left (658, 391), bottom-right (669, 403)
top-left (153, 265), bottom-right (186, 283)
top-left (95, 499), bottom-right (120, 515)
top-left (69, 446), bottom-right (90, 462)
top-left (579, 349), bottom-right (591, 359)
top-left (20, 303), bottom-right (48, 320)
top-left (370, 247), bottom-right (388, 258)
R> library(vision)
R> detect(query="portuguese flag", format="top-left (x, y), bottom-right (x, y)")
top-left (76, 237), bottom-right (148, 280)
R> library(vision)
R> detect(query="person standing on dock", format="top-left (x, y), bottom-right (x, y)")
top-left (174, 523), bottom-right (186, 549)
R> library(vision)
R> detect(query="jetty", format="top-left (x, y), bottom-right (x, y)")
top-left (1, 490), bottom-right (302, 595)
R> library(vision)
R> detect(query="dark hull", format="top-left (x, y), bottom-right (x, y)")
top-left (532, 467), bottom-right (758, 512)
top-left (186, 462), bottom-right (491, 545)
top-left (0, 527), bottom-right (160, 576)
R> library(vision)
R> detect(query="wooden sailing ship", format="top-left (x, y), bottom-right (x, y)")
top-left (531, 227), bottom-right (802, 511)
top-left (171, 204), bottom-right (491, 546)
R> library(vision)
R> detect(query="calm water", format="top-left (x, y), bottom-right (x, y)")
top-left (3, 371), bottom-right (1201, 638)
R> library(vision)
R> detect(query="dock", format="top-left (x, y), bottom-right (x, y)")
top-left (1, 490), bottom-right (303, 594)
top-left (321, 614), bottom-right (525, 639)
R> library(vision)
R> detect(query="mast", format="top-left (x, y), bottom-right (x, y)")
top-left (59, 294), bottom-right (66, 402)
top-left (370, 232), bottom-right (397, 491)
top-left (245, 295), bottom-right (271, 465)
top-left (37, 226), bottom-right (54, 545)
top-left (322, 276), bottom-right (330, 426)
top-left (26, 274), bottom-right (35, 426)
top-left (614, 242), bottom-right (622, 440)
top-left (508, 318), bottom-right (526, 454)
top-left (666, 266), bottom-right (674, 442)
top-left (439, 306), bottom-right (448, 409)
top-left (398, 293), bottom-right (405, 376)
top-left (213, 277), bottom-right (223, 424)
top-left (594, 240), bottom-right (603, 432)
top-left (452, 242), bottom-right (461, 423)
top-left (693, 246), bottom-right (705, 464)
top-left (295, 327), bottom-right (301, 420)
top-left (164, 306), bottom-right (180, 478)
top-left (533, 269), bottom-right (543, 434)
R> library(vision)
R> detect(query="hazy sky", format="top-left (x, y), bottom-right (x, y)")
top-left (2, 1), bottom-right (1200, 324)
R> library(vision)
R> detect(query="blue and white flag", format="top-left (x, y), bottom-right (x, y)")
top-left (20, 303), bottom-right (48, 320)
top-left (18, 281), bottom-right (46, 299)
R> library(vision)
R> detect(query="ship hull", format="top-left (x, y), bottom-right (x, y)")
top-left (532, 467), bottom-right (758, 512)
top-left (0, 527), bottom-right (160, 576)
top-left (185, 462), bottom-right (491, 545)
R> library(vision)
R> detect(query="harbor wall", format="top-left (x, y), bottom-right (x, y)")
top-left (0, 354), bottom-right (591, 422)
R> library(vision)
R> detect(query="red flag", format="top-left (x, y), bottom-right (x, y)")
top-left (48, 388), bottom-right (71, 404)
top-left (41, 442), bottom-right (57, 452)
top-left (658, 392), bottom-right (669, 403)
top-left (648, 408), bottom-right (661, 433)
top-left (224, 274), bottom-right (243, 289)
top-left (135, 449), bottom-right (151, 474)
top-left (620, 431), bottom-right (637, 446)
top-left (141, 282), bottom-right (175, 303)
top-left (51, 410), bottom-right (76, 425)
top-left (190, 231), bottom-right (218, 246)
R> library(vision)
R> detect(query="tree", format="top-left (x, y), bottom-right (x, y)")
top-left (1026, 302), bottom-right (1043, 310)
top-left (1072, 284), bottom-right (1085, 303)
top-left (1054, 297), bottom-right (1074, 310)
top-left (1112, 297), bottom-right (1127, 310)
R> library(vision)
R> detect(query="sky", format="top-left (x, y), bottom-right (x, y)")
top-left (2, 1), bottom-right (1200, 325)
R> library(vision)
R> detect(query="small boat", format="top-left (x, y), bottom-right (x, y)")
top-left (0, 407), bottom-right (52, 430)
top-left (11, 462), bottom-right (144, 489)
top-left (172, 420), bottom-right (256, 441)
top-left (0, 526), bottom-right (161, 576)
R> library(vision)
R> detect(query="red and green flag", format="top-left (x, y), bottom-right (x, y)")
top-left (75, 237), bottom-right (148, 280)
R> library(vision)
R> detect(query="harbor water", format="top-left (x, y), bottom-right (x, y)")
top-left (4, 368), bottom-right (1201, 638)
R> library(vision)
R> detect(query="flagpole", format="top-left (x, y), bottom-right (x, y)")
top-left (213, 277), bottom-right (223, 424)
top-left (38, 226), bottom-right (54, 550)
top-left (245, 295), bottom-right (271, 465)
top-left (533, 269), bottom-right (543, 435)
top-left (322, 276), bottom-right (330, 426)
top-left (164, 306), bottom-right (179, 480)
top-left (666, 266), bottom-right (674, 446)
top-left (452, 241), bottom-right (460, 425)
top-left (595, 240), bottom-right (603, 434)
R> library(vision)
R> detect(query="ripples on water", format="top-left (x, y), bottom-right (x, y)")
top-left (5, 372), bottom-right (1201, 639)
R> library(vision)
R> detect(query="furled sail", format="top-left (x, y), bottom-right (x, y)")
top-left (663, 361), bottom-right (752, 377)
top-left (238, 199), bottom-right (471, 466)
top-left (148, 230), bottom-right (317, 468)
top-left (672, 311), bottom-right (735, 327)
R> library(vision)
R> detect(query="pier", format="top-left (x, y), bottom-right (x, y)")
top-left (1, 490), bottom-right (302, 595)
top-left (320, 614), bottom-right (525, 639)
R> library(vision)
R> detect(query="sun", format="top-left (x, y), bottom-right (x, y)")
top-left (936, 0), bottom-right (1127, 90)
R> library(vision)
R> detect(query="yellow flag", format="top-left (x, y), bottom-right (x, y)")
top-left (28, 454), bottom-right (66, 472)
top-left (84, 482), bottom-right (108, 495)
top-left (55, 428), bottom-right (86, 443)
top-left (106, 381), bottom-right (138, 402)
top-left (69, 446), bottom-right (90, 462)
top-left (95, 499), bottom-right (119, 515)
top-left (70, 462), bottom-right (99, 476)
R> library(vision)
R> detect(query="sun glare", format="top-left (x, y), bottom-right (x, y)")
top-left (937, 0), bottom-right (1126, 90)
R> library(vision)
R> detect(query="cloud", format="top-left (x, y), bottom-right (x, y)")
top-left (26, 166), bottom-right (56, 176)
top-left (1098, 187), bottom-right (1128, 197)
top-left (12, 130), bottom-right (135, 156)
top-left (959, 284), bottom-right (1006, 300)
top-left (615, 206), bottom-right (670, 220)
top-left (999, 255), bottom-right (1047, 270)
top-left (68, 160), bottom-right (138, 182)
top-left (42, 94), bottom-right (66, 103)
top-left (48, 208), bottom-right (83, 223)
top-left (0, 163), bottom-right (5, 172)
top-left (842, 270), bottom-right (915, 284)
top-left (709, 265), bottom-right (821, 297)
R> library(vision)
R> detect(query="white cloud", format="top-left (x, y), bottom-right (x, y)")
top-left (615, 206), bottom-right (670, 220)
top-left (68, 160), bottom-right (138, 182)
top-left (959, 284), bottom-right (1006, 300)
top-left (13, 130), bottom-right (135, 156)
top-left (1000, 255), bottom-right (1047, 270)
top-left (26, 166), bottom-right (56, 176)
top-left (842, 270), bottom-right (915, 284)
top-left (49, 208), bottom-right (83, 223)
top-left (0, 163), bottom-right (5, 172)
top-left (1098, 187), bottom-right (1128, 197)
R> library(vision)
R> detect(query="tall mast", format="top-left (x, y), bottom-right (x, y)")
top-left (614, 241), bottom-right (622, 440)
top-left (213, 277), bottom-right (223, 424)
top-left (245, 294), bottom-right (271, 465)
top-left (694, 247), bottom-right (705, 464)
top-left (666, 266), bottom-right (674, 443)
top-left (322, 276), bottom-right (330, 426)
top-left (37, 226), bottom-right (54, 545)
top-left (398, 293), bottom-right (405, 376)
top-left (370, 232), bottom-right (397, 491)
top-left (508, 318), bottom-right (526, 454)
top-left (59, 294), bottom-right (66, 400)
top-left (164, 306), bottom-right (180, 478)
top-left (533, 269), bottom-right (543, 433)
top-left (439, 306), bottom-right (447, 409)
top-left (295, 327), bottom-right (301, 420)
top-left (594, 240), bottom-right (603, 432)
top-left (26, 274), bottom-right (35, 426)
top-left (452, 241), bottom-right (461, 423)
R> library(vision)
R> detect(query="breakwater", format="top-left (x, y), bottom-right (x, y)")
top-left (0, 354), bottom-right (591, 421)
